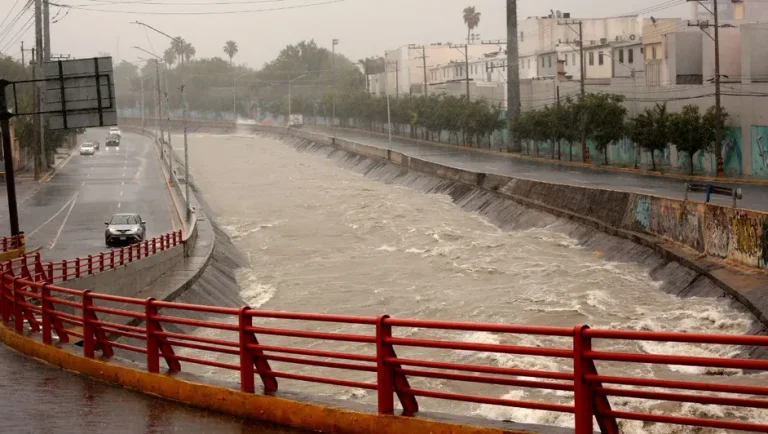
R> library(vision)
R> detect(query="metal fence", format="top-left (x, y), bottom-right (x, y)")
top-left (1, 253), bottom-right (767, 433)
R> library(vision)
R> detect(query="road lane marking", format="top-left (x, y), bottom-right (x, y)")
top-left (120, 191), bottom-right (123, 196)
top-left (27, 192), bottom-right (79, 237)
top-left (117, 202), bottom-right (121, 209)
top-left (47, 192), bottom-right (79, 250)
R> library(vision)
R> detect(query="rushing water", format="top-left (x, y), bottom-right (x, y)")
top-left (180, 132), bottom-right (768, 433)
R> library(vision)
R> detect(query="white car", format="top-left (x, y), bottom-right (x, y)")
top-left (109, 127), bottom-right (122, 138)
top-left (80, 143), bottom-right (95, 156)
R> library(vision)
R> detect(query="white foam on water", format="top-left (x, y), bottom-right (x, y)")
top-left (237, 270), bottom-right (277, 308)
top-left (375, 245), bottom-right (397, 252)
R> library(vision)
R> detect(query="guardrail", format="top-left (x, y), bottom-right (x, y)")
top-left (0, 234), bottom-right (24, 253)
top-left (1, 258), bottom-right (767, 434)
top-left (1, 231), bottom-right (183, 284)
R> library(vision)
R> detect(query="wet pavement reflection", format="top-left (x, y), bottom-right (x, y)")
top-left (0, 346), bottom-right (308, 434)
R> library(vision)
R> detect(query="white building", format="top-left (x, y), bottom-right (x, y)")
top-left (369, 43), bottom-right (500, 97)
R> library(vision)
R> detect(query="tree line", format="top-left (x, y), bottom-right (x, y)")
top-left (276, 92), bottom-right (505, 147)
top-left (513, 94), bottom-right (728, 173)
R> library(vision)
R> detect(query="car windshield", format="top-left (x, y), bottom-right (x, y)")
top-left (108, 134), bottom-right (119, 139)
top-left (109, 215), bottom-right (137, 225)
top-left (81, 144), bottom-right (93, 148)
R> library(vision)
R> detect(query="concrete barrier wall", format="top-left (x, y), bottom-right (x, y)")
top-left (61, 246), bottom-right (184, 297)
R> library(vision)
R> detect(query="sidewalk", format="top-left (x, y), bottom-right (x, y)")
top-left (303, 125), bottom-right (768, 212)
top-left (312, 125), bottom-right (768, 186)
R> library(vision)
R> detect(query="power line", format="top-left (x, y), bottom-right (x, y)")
top-left (49, 0), bottom-right (344, 15)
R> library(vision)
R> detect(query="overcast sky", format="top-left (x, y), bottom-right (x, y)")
top-left (1, 0), bottom-right (690, 68)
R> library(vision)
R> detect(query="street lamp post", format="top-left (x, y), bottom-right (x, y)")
top-left (332, 38), bottom-right (338, 137)
top-left (288, 74), bottom-right (308, 127)
top-left (132, 22), bottom-right (192, 219)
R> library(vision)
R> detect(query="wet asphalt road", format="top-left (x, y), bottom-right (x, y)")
top-left (0, 128), bottom-right (181, 261)
top-left (304, 126), bottom-right (768, 212)
top-left (0, 345), bottom-right (306, 434)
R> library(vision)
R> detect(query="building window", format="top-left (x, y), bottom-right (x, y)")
top-left (652, 46), bottom-right (657, 60)
top-left (628, 48), bottom-right (634, 64)
top-left (618, 49), bottom-right (624, 63)
top-left (589, 51), bottom-right (594, 66)
top-left (598, 51), bottom-right (604, 65)
top-left (520, 31), bottom-right (524, 42)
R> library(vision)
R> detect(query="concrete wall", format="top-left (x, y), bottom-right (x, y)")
top-left (741, 23), bottom-right (768, 83)
top-left (669, 32), bottom-right (703, 83)
top-left (584, 45), bottom-right (612, 79)
top-left (61, 246), bottom-right (184, 297)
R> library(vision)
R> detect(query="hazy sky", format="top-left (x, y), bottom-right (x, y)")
top-left (1, 0), bottom-right (689, 68)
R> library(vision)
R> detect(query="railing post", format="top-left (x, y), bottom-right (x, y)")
top-left (128, 245), bottom-right (133, 262)
top-left (82, 290), bottom-right (95, 358)
top-left (62, 260), bottom-right (68, 282)
top-left (0, 273), bottom-right (7, 323)
top-left (145, 297), bottom-right (160, 373)
top-left (120, 248), bottom-right (125, 266)
top-left (46, 262), bottom-right (53, 283)
top-left (110, 250), bottom-right (115, 269)
top-left (375, 314), bottom-right (419, 415)
top-left (238, 306), bottom-right (255, 393)
top-left (137, 243), bottom-right (142, 260)
top-left (99, 253), bottom-right (105, 272)
top-left (152, 238), bottom-right (157, 255)
top-left (41, 284), bottom-right (52, 344)
top-left (75, 258), bottom-right (81, 278)
top-left (144, 240), bottom-right (149, 257)
top-left (573, 325), bottom-right (594, 434)
top-left (12, 278), bottom-right (23, 332)
top-left (87, 255), bottom-right (93, 275)
top-left (376, 314), bottom-right (395, 414)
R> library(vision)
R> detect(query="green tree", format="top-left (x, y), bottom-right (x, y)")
top-left (586, 93), bottom-right (627, 165)
top-left (631, 103), bottom-right (671, 170)
top-left (223, 40), bottom-right (239, 66)
top-left (462, 6), bottom-right (481, 44)
top-left (669, 105), bottom-right (708, 174)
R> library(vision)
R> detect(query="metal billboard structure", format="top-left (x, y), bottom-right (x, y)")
top-left (0, 56), bottom-right (117, 237)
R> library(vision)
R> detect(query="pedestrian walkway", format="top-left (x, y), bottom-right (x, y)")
top-left (305, 125), bottom-right (768, 212)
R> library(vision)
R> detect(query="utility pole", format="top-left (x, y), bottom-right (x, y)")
top-left (558, 20), bottom-right (585, 97)
top-left (0, 81), bottom-right (21, 236)
top-left (34, 0), bottom-right (44, 180)
top-left (688, 0), bottom-right (725, 177)
top-left (181, 83), bottom-right (190, 218)
top-left (20, 42), bottom-right (24, 67)
top-left (464, 44), bottom-right (470, 100)
top-left (422, 46), bottom-right (428, 97)
top-left (507, 0), bottom-right (521, 152)
top-left (43, 0), bottom-right (50, 60)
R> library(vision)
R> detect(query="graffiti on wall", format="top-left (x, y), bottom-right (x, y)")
top-left (704, 206), bottom-right (730, 259)
top-left (635, 197), bottom-right (650, 231)
top-left (647, 199), bottom-right (704, 252)
top-left (722, 127), bottom-right (743, 177)
top-left (612, 138), bottom-right (636, 166)
top-left (751, 126), bottom-right (768, 177)
top-left (730, 211), bottom-right (761, 262)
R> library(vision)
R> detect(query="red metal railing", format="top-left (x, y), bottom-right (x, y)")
top-left (1, 230), bottom-right (183, 284)
top-left (0, 234), bottom-right (24, 253)
top-left (2, 260), bottom-right (768, 434)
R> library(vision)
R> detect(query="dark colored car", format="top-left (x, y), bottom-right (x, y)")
top-left (104, 213), bottom-right (146, 247)
top-left (106, 134), bottom-right (121, 147)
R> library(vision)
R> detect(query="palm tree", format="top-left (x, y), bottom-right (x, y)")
top-left (171, 36), bottom-right (186, 64)
top-left (223, 40), bottom-right (239, 66)
top-left (182, 42), bottom-right (196, 64)
top-left (462, 6), bottom-right (481, 44)
top-left (163, 47), bottom-right (176, 68)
